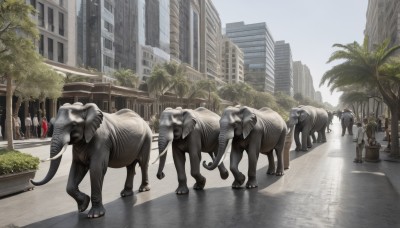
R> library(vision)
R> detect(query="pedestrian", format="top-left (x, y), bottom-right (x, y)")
top-left (33, 114), bottom-right (39, 138)
top-left (354, 122), bottom-right (365, 163)
top-left (25, 115), bottom-right (32, 139)
top-left (14, 115), bottom-right (21, 140)
top-left (41, 117), bottom-right (48, 139)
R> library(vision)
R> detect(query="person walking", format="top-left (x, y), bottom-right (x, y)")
top-left (41, 117), bottom-right (48, 139)
top-left (33, 114), bottom-right (39, 138)
top-left (354, 122), bottom-right (365, 163)
top-left (25, 115), bottom-right (32, 139)
top-left (14, 115), bottom-right (21, 140)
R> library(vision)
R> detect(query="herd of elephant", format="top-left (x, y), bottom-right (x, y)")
top-left (30, 102), bottom-right (330, 218)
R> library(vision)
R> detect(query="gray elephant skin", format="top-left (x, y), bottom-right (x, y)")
top-left (155, 107), bottom-right (229, 194)
top-left (203, 106), bottom-right (287, 189)
top-left (288, 105), bottom-right (328, 151)
top-left (341, 111), bottom-right (354, 136)
top-left (31, 103), bottom-right (152, 218)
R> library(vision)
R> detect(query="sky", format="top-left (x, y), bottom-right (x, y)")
top-left (213, 0), bottom-right (368, 107)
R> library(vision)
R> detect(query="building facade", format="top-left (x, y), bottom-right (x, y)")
top-left (315, 91), bottom-right (323, 103)
top-left (293, 61), bottom-right (315, 100)
top-left (221, 36), bottom-right (244, 83)
top-left (226, 22), bottom-right (275, 93)
top-left (274, 40), bottom-right (293, 96)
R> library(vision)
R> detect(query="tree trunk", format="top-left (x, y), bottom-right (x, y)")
top-left (6, 75), bottom-right (14, 150)
top-left (390, 103), bottom-right (399, 157)
top-left (13, 96), bottom-right (22, 118)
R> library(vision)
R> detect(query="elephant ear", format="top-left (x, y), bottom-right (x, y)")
top-left (83, 103), bottom-right (103, 143)
top-left (299, 109), bottom-right (309, 122)
top-left (241, 107), bottom-right (257, 139)
top-left (182, 110), bottom-right (197, 139)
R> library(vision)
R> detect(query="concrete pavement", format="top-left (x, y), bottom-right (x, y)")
top-left (0, 121), bottom-right (400, 228)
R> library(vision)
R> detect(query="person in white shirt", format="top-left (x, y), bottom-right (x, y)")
top-left (354, 122), bottom-right (365, 163)
top-left (25, 116), bottom-right (32, 139)
top-left (32, 114), bottom-right (39, 138)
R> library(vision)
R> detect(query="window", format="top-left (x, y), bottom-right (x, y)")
top-left (48, 38), bottom-right (53, 60)
top-left (104, 1), bottom-right (113, 13)
top-left (104, 20), bottom-right (113, 33)
top-left (103, 55), bottom-right (113, 68)
top-left (59, 0), bottom-right (63, 7)
top-left (30, 0), bottom-right (36, 9)
top-left (38, 3), bottom-right (44, 27)
top-left (59, 12), bottom-right (64, 36)
top-left (39, 34), bottom-right (44, 56)
top-left (57, 42), bottom-right (64, 63)
top-left (104, 38), bottom-right (112, 50)
top-left (48, 7), bottom-right (54, 32)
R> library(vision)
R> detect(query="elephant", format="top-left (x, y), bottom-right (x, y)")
top-left (154, 107), bottom-right (229, 195)
top-left (203, 106), bottom-right (287, 189)
top-left (31, 103), bottom-right (152, 218)
top-left (288, 105), bottom-right (328, 151)
top-left (341, 110), bottom-right (354, 136)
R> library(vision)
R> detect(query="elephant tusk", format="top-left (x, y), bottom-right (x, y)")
top-left (43, 144), bottom-right (68, 162)
top-left (152, 140), bottom-right (173, 164)
top-left (218, 138), bottom-right (233, 166)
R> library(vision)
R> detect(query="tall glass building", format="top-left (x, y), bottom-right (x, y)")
top-left (274, 40), bottom-right (293, 96)
top-left (226, 22), bottom-right (275, 93)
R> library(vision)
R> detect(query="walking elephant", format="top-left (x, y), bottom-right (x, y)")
top-left (154, 107), bottom-right (229, 195)
top-left (341, 110), bottom-right (354, 136)
top-left (203, 106), bottom-right (287, 189)
top-left (31, 103), bottom-right (152, 218)
top-left (288, 105), bottom-right (328, 151)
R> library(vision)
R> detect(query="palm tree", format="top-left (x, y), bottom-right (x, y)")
top-left (171, 75), bottom-right (189, 107)
top-left (339, 90), bottom-right (369, 121)
top-left (219, 82), bottom-right (254, 106)
top-left (198, 79), bottom-right (217, 109)
top-left (185, 82), bottom-right (207, 109)
top-left (147, 66), bottom-right (171, 113)
top-left (113, 68), bottom-right (139, 88)
top-left (321, 38), bottom-right (400, 157)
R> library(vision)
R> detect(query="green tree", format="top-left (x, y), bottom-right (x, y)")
top-left (185, 82), bottom-right (207, 108)
top-left (219, 82), bottom-right (254, 105)
top-left (321, 38), bottom-right (400, 157)
top-left (64, 73), bottom-right (90, 83)
top-left (275, 91), bottom-right (297, 110)
top-left (147, 65), bottom-right (171, 113)
top-left (0, 0), bottom-right (42, 150)
top-left (171, 75), bottom-right (189, 107)
top-left (113, 68), bottom-right (139, 88)
top-left (198, 79), bottom-right (217, 109)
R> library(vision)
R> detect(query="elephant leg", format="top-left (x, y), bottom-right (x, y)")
top-left (173, 149), bottom-right (189, 195)
top-left (138, 135), bottom-right (151, 192)
top-left (321, 128), bottom-right (327, 142)
top-left (294, 126), bottom-right (301, 151)
top-left (275, 134), bottom-right (285, 176)
top-left (307, 134), bottom-right (312, 148)
top-left (266, 150), bottom-right (275, 175)
top-left (230, 147), bottom-right (245, 189)
top-left (120, 161), bottom-right (138, 197)
top-left (341, 125), bottom-right (346, 136)
top-left (348, 125), bottom-right (353, 135)
top-left (311, 132), bottom-right (317, 143)
top-left (189, 151), bottom-right (206, 190)
top-left (66, 161), bottom-right (90, 213)
top-left (87, 158), bottom-right (108, 218)
top-left (209, 152), bottom-right (229, 180)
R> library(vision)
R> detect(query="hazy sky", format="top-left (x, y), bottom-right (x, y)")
top-left (213, 0), bottom-right (368, 106)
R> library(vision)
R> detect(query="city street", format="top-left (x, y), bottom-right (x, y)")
top-left (1, 121), bottom-right (400, 228)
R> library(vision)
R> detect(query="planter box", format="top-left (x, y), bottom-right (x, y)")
top-left (0, 170), bottom-right (36, 198)
top-left (365, 145), bottom-right (381, 162)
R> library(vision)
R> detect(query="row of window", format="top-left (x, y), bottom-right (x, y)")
top-left (36, 2), bottom-right (65, 36)
top-left (38, 35), bottom-right (64, 63)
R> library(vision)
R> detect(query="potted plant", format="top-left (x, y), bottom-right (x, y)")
top-left (0, 149), bottom-right (40, 197)
top-left (364, 118), bottom-right (381, 162)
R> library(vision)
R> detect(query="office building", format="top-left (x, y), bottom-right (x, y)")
top-left (274, 40), bottom-right (293, 96)
top-left (221, 36), bottom-right (244, 83)
top-left (226, 21), bottom-right (275, 93)
top-left (293, 61), bottom-right (315, 100)
top-left (315, 91), bottom-right (323, 103)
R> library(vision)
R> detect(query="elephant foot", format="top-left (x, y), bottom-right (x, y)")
top-left (295, 147), bottom-right (301, 151)
top-left (175, 185), bottom-right (189, 195)
top-left (300, 148), bottom-right (308, 152)
top-left (139, 184), bottom-right (151, 192)
top-left (266, 167), bottom-right (276, 175)
top-left (321, 140), bottom-right (327, 143)
top-left (307, 145), bottom-right (313, 148)
top-left (77, 194), bottom-right (90, 212)
top-left (87, 204), bottom-right (106, 218)
top-left (275, 168), bottom-right (284, 176)
top-left (193, 177), bottom-right (206, 190)
top-left (220, 170), bottom-right (229, 180)
top-left (232, 173), bottom-right (245, 189)
top-left (246, 177), bottom-right (258, 189)
top-left (120, 188), bottom-right (133, 197)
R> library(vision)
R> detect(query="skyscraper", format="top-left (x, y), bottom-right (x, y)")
top-left (274, 40), bottom-right (293, 96)
top-left (293, 61), bottom-right (315, 100)
top-left (226, 22), bottom-right (275, 93)
top-left (221, 36), bottom-right (244, 83)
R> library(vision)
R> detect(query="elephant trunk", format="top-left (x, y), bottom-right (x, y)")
top-left (203, 129), bottom-right (233, 170)
top-left (155, 127), bottom-right (173, 179)
top-left (31, 136), bottom-right (67, 186)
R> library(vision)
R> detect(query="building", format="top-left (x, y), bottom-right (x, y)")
top-left (315, 91), bottom-right (323, 103)
top-left (365, 0), bottom-right (400, 52)
top-left (221, 36), bottom-right (244, 83)
top-left (274, 40), bottom-right (293, 96)
top-left (199, 0), bottom-right (222, 81)
top-left (226, 21), bottom-right (275, 93)
top-left (293, 61), bottom-right (315, 100)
